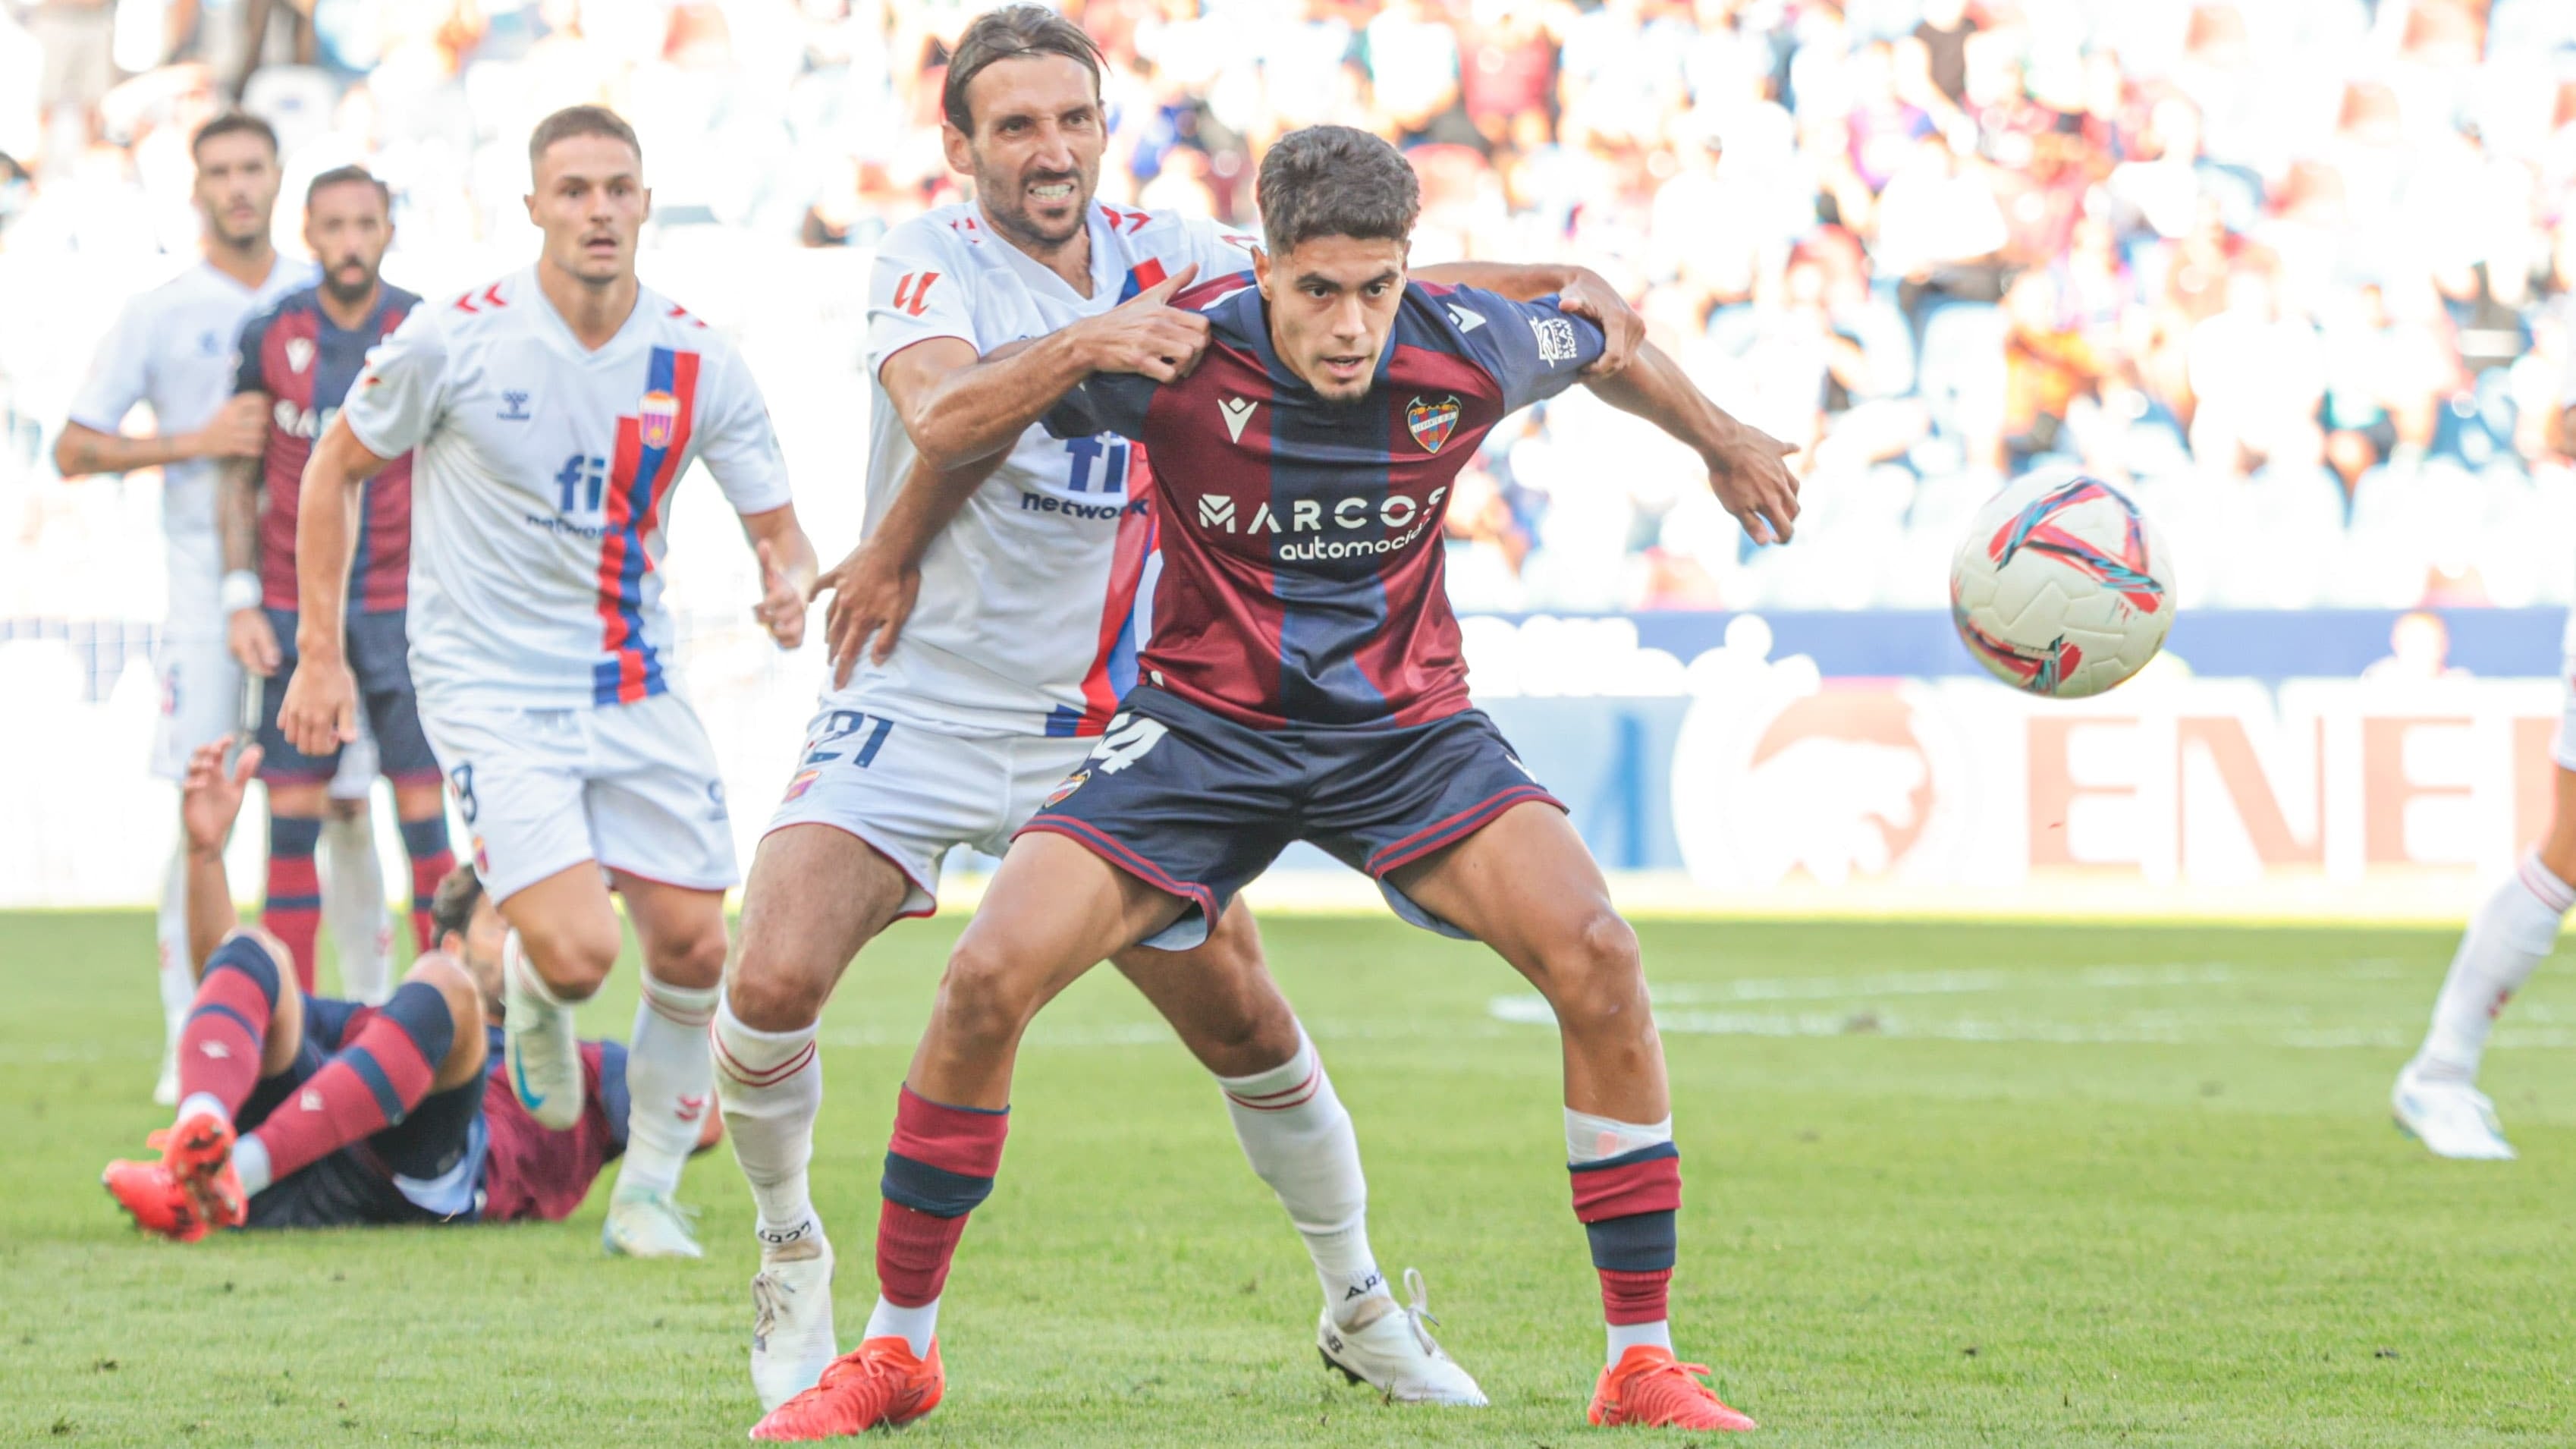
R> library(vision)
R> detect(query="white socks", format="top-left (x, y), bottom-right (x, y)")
top-left (234, 1135), bottom-right (274, 1196)
top-left (1607, 1320), bottom-right (1675, 1363)
top-left (156, 846), bottom-right (196, 1058)
top-left (1217, 1028), bottom-right (1386, 1320)
top-left (2417, 853), bottom-right (2572, 1082)
top-left (616, 969), bottom-right (722, 1199)
top-left (320, 812), bottom-right (391, 1003)
top-left (711, 994), bottom-right (825, 1247)
top-left (864, 1297), bottom-right (938, 1358)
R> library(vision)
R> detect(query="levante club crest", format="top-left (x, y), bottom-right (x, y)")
top-left (639, 389), bottom-right (680, 448)
top-left (1406, 394), bottom-right (1462, 453)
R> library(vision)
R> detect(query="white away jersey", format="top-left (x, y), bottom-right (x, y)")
top-left (67, 256), bottom-right (316, 630)
top-left (838, 200), bottom-right (1255, 737)
top-left (342, 269), bottom-right (791, 710)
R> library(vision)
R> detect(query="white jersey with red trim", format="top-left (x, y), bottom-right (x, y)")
top-left (837, 200), bottom-right (1255, 738)
top-left (340, 268), bottom-right (791, 712)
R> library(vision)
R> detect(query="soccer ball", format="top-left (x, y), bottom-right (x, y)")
top-left (1949, 470), bottom-right (2174, 699)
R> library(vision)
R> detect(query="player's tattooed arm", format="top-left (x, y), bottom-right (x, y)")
top-left (881, 268), bottom-right (1208, 470)
top-left (278, 415), bottom-right (394, 756)
top-left (1585, 342), bottom-right (1802, 545)
top-left (218, 450), bottom-right (281, 676)
top-left (51, 394), bottom-right (267, 479)
top-left (1415, 262), bottom-right (1645, 378)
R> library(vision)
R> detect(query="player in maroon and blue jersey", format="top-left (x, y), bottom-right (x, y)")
top-left (770, 127), bottom-right (1800, 1438)
top-left (221, 165), bottom-right (453, 998)
top-left (101, 737), bottom-right (713, 1238)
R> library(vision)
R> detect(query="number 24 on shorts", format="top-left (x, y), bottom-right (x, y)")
top-left (1087, 713), bottom-right (1167, 774)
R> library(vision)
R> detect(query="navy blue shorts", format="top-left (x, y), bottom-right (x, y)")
top-left (1019, 685), bottom-right (1561, 950)
top-left (235, 997), bottom-right (483, 1229)
top-left (256, 608), bottom-right (439, 785)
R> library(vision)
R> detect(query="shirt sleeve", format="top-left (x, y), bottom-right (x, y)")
top-left (1444, 287), bottom-right (1607, 414)
top-left (340, 305), bottom-right (451, 459)
top-left (693, 347), bottom-right (794, 515)
top-left (1176, 215), bottom-right (1261, 288)
top-left (65, 296), bottom-right (154, 434)
top-left (864, 221), bottom-right (981, 379)
top-left (1041, 369), bottom-right (1160, 442)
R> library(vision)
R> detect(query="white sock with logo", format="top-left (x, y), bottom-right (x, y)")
top-left (616, 969), bottom-right (721, 1199)
top-left (2417, 853), bottom-right (2571, 1082)
top-left (711, 993), bottom-right (825, 1249)
top-left (1217, 1027), bottom-right (1387, 1322)
top-left (320, 811), bottom-right (391, 1003)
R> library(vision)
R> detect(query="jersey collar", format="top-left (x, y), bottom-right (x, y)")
top-left (985, 203), bottom-right (1123, 311)
top-left (522, 266), bottom-right (655, 362)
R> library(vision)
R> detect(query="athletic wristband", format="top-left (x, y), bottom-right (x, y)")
top-left (218, 570), bottom-right (262, 614)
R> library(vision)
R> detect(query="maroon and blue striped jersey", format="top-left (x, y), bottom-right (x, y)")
top-left (1045, 278), bottom-right (1604, 728)
top-left (235, 285), bottom-right (420, 612)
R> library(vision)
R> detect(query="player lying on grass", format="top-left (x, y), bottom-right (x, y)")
top-left (102, 738), bottom-right (709, 1238)
top-left (720, 5), bottom-right (1648, 1424)
top-left (752, 125), bottom-right (1798, 1438)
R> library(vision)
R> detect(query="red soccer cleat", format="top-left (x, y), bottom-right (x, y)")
top-left (1588, 1345), bottom-right (1758, 1432)
top-left (152, 1113), bottom-right (248, 1231)
top-left (102, 1158), bottom-right (210, 1243)
top-left (749, 1336), bottom-right (944, 1441)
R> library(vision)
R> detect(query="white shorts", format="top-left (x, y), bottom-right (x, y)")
top-left (150, 630), bottom-right (376, 798)
top-left (420, 692), bottom-right (737, 904)
top-left (765, 707), bottom-right (1091, 919)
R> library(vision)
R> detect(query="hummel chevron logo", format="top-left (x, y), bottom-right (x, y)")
top-left (1219, 395), bottom-right (1259, 443)
top-left (1445, 303), bottom-right (1484, 332)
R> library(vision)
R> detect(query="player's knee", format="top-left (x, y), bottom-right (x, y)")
top-left (404, 952), bottom-right (485, 1041)
top-left (726, 951), bottom-right (829, 1033)
top-left (646, 923), bottom-right (730, 990)
top-left (523, 920), bottom-right (620, 1000)
top-left (1547, 910), bottom-right (1648, 1032)
top-left (934, 937), bottom-right (1040, 1048)
top-left (2538, 807), bottom-right (2576, 885)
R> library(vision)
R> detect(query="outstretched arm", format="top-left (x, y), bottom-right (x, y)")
top-left (881, 267), bottom-right (1208, 470)
top-left (279, 416), bottom-right (395, 755)
top-left (740, 502), bottom-right (819, 650)
top-left (1585, 343), bottom-right (1802, 545)
top-left (180, 738), bottom-right (262, 970)
top-left (218, 450), bottom-right (281, 676)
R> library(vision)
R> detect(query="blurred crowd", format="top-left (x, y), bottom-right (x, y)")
top-left (5, 0), bottom-right (2576, 614)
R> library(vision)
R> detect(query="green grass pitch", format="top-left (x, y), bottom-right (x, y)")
top-left (6, 909), bottom-right (2574, 1445)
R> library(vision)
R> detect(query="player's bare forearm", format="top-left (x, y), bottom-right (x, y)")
top-left (52, 421), bottom-right (190, 479)
top-left (1418, 262), bottom-right (1641, 374)
top-left (1588, 342), bottom-right (1802, 543)
top-left (218, 456), bottom-right (260, 577)
top-left (885, 332), bottom-right (1114, 470)
top-left (294, 417), bottom-right (392, 661)
top-left (1416, 260), bottom-right (1579, 300)
top-left (184, 841), bottom-right (238, 973)
top-left (877, 398), bottom-right (1025, 569)
top-left (741, 503), bottom-right (818, 590)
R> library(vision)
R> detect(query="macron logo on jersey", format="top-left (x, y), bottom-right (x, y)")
top-left (1446, 303), bottom-right (1485, 333)
top-left (1219, 395), bottom-right (1259, 443)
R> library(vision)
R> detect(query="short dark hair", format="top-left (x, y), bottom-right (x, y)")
top-left (1256, 126), bottom-right (1421, 256)
top-left (941, 4), bottom-right (1107, 136)
top-left (305, 164), bottom-right (391, 212)
top-left (528, 104), bottom-right (641, 174)
top-left (192, 112), bottom-right (279, 163)
top-left (428, 864), bottom-right (485, 947)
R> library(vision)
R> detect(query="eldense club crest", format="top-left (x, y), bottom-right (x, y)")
top-left (638, 389), bottom-right (680, 448)
top-left (1406, 394), bottom-right (1462, 454)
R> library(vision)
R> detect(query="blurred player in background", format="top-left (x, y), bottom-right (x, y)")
top-left (280, 105), bottom-right (816, 1259)
top-left (101, 737), bottom-right (701, 1240)
top-left (2390, 373), bottom-right (2576, 1159)
top-left (51, 112), bottom-right (338, 1105)
top-left (222, 163), bottom-right (452, 1004)
top-left (723, 8), bottom-right (1647, 1429)
top-left (761, 125), bottom-right (1798, 1437)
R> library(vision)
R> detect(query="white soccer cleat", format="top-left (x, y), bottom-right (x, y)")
top-left (750, 1236), bottom-right (839, 1411)
top-left (1318, 1268), bottom-right (1488, 1407)
top-left (2392, 1063), bottom-right (2516, 1161)
top-left (501, 937), bottom-right (583, 1132)
top-left (602, 1185), bottom-right (705, 1259)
